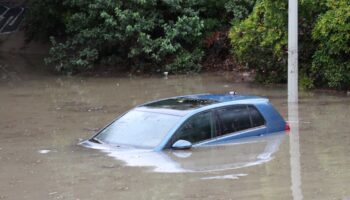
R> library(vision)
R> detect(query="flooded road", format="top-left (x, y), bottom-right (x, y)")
top-left (0, 56), bottom-right (350, 200)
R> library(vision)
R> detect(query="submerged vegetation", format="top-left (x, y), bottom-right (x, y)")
top-left (25, 0), bottom-right (349, 89)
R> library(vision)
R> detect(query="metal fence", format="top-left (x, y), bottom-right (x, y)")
top-left (0, 2), bottom-right (25, 34)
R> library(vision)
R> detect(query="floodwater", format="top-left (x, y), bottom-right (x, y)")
top-left (0, 55), bottom-right (349, 200)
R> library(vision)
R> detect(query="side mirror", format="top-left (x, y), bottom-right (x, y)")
top-left (172, 140), bottom-right (192, 150)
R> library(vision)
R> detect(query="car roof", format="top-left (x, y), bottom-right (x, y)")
top-left (135, 93), bottom-right (268, 116)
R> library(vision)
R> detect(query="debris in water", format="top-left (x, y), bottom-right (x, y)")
top-left (38, 150), bottom-right (51, 154)
top-left (164, 71), bottom-right (169, 79)
top-left (118, 186), bottom-right (129, 191)
top-left (201, 174), bottom-right (248, 180)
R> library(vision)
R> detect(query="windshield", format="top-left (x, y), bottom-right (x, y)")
top-left (94, 110), bottom-right (181, 148)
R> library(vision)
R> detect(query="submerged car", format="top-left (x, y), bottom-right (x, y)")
top-left (87, 132), bottom-right (286, 173)
top-left (82, 93), bottom-right (289, 151)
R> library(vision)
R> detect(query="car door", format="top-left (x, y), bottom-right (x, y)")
top-left (168, 110), bottom-right (219, 147)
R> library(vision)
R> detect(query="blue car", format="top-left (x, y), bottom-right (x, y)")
top-left (82, 93), bottom-right (289, 151)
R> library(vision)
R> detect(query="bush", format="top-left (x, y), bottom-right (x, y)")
top-left (229, 0), bottom-right (350, 89)
top-left (225, 0), bottom-right (256, 22)
top-left (229, 0), bottom-right (288, 83)
top-left (41, 0), bottom-right (204, 73)
top-left (312, 0), bottom-right (350, 89)
top-left (25, 0), bottom-right (259, 74)
top-left (165, 49), bottom-right (204, 73)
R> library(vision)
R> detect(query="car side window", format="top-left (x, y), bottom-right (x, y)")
top-left (248, 105), bottom-right (265, 127)
top-left (173, 111), bottom-right (215, 144)
top-left (216, 105), bottom-right (252, 135)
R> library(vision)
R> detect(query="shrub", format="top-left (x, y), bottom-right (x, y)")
top-left (228, 0), bottom-right (348, 88)
top-left (25, 0), bottom-right (260, 74)
top-left (312, 0), bottom-right (350, 89)
top-left (165, 49), bottom-right (204, 73)
top-left (225, 0), bottom-right (256, 22)
top-left (229, 0), bottom-right (288, 83)
top-left (42, 0), bottom-right (205, 73)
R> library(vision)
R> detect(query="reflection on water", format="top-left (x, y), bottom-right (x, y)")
top-left (289, 102), bottom-right (303, 200)
top-left (201, 173), bottom-right (248, 180)
top-left (81, 132), bottom-right (285, 173)
top-left (0, 56), bottom-right (350, 199)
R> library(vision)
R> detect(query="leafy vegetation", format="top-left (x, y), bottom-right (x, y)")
top-left (229, 0), bottom-right (349, 89)
top-left (229, 0), bottom-right (288, 83)
top-left (42, 0), bottom-right (206, 73)
top-left (312, 0), bottom-right (350, 89)
top-left (25, 0), bottom-right (350, 90)
top-left (26, 0), bottom-right (257, 74)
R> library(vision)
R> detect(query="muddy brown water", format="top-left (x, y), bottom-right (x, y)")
top-left (0, 56), bottom-right (349, 200)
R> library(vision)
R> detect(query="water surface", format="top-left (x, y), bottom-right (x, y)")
top-left (0, 56), bottom-right (349, 200)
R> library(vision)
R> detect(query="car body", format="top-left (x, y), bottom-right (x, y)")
top-left (82, 93), bottom-right (288, 151)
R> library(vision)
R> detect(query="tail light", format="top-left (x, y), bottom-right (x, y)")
top-left (285, 123), bottom-right (291, 131)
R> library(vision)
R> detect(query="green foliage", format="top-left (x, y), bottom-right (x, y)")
top-left (229, 0), bottom-right (288, 83)
top-left (229, 0), bottom-right (350, 89)
top-left (195, 0), bottom-right (257, 31)
top-left (25, 0), bottom-right (349, 90)
top-left (41, 0), bottom-right (205, 73)
top-left (225, 0), bottom-right (256, 22)
top-left (165, 49), bottom-right (204, 73)
top-left (44, 37), bottom-right (98, 73)
top-left (312, 0), bottom-right (350, 89)
top-left (25, 0), bottom-right (258, 74)
top-left (299, 74), bottom-right (314, 90)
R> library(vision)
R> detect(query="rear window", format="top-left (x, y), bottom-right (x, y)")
top-left (248, 105), bottom-right (265, 127)
top-left (216, 105), bottom-right (265, 136)
top-left (217, 105), bottom-right (251, 135)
